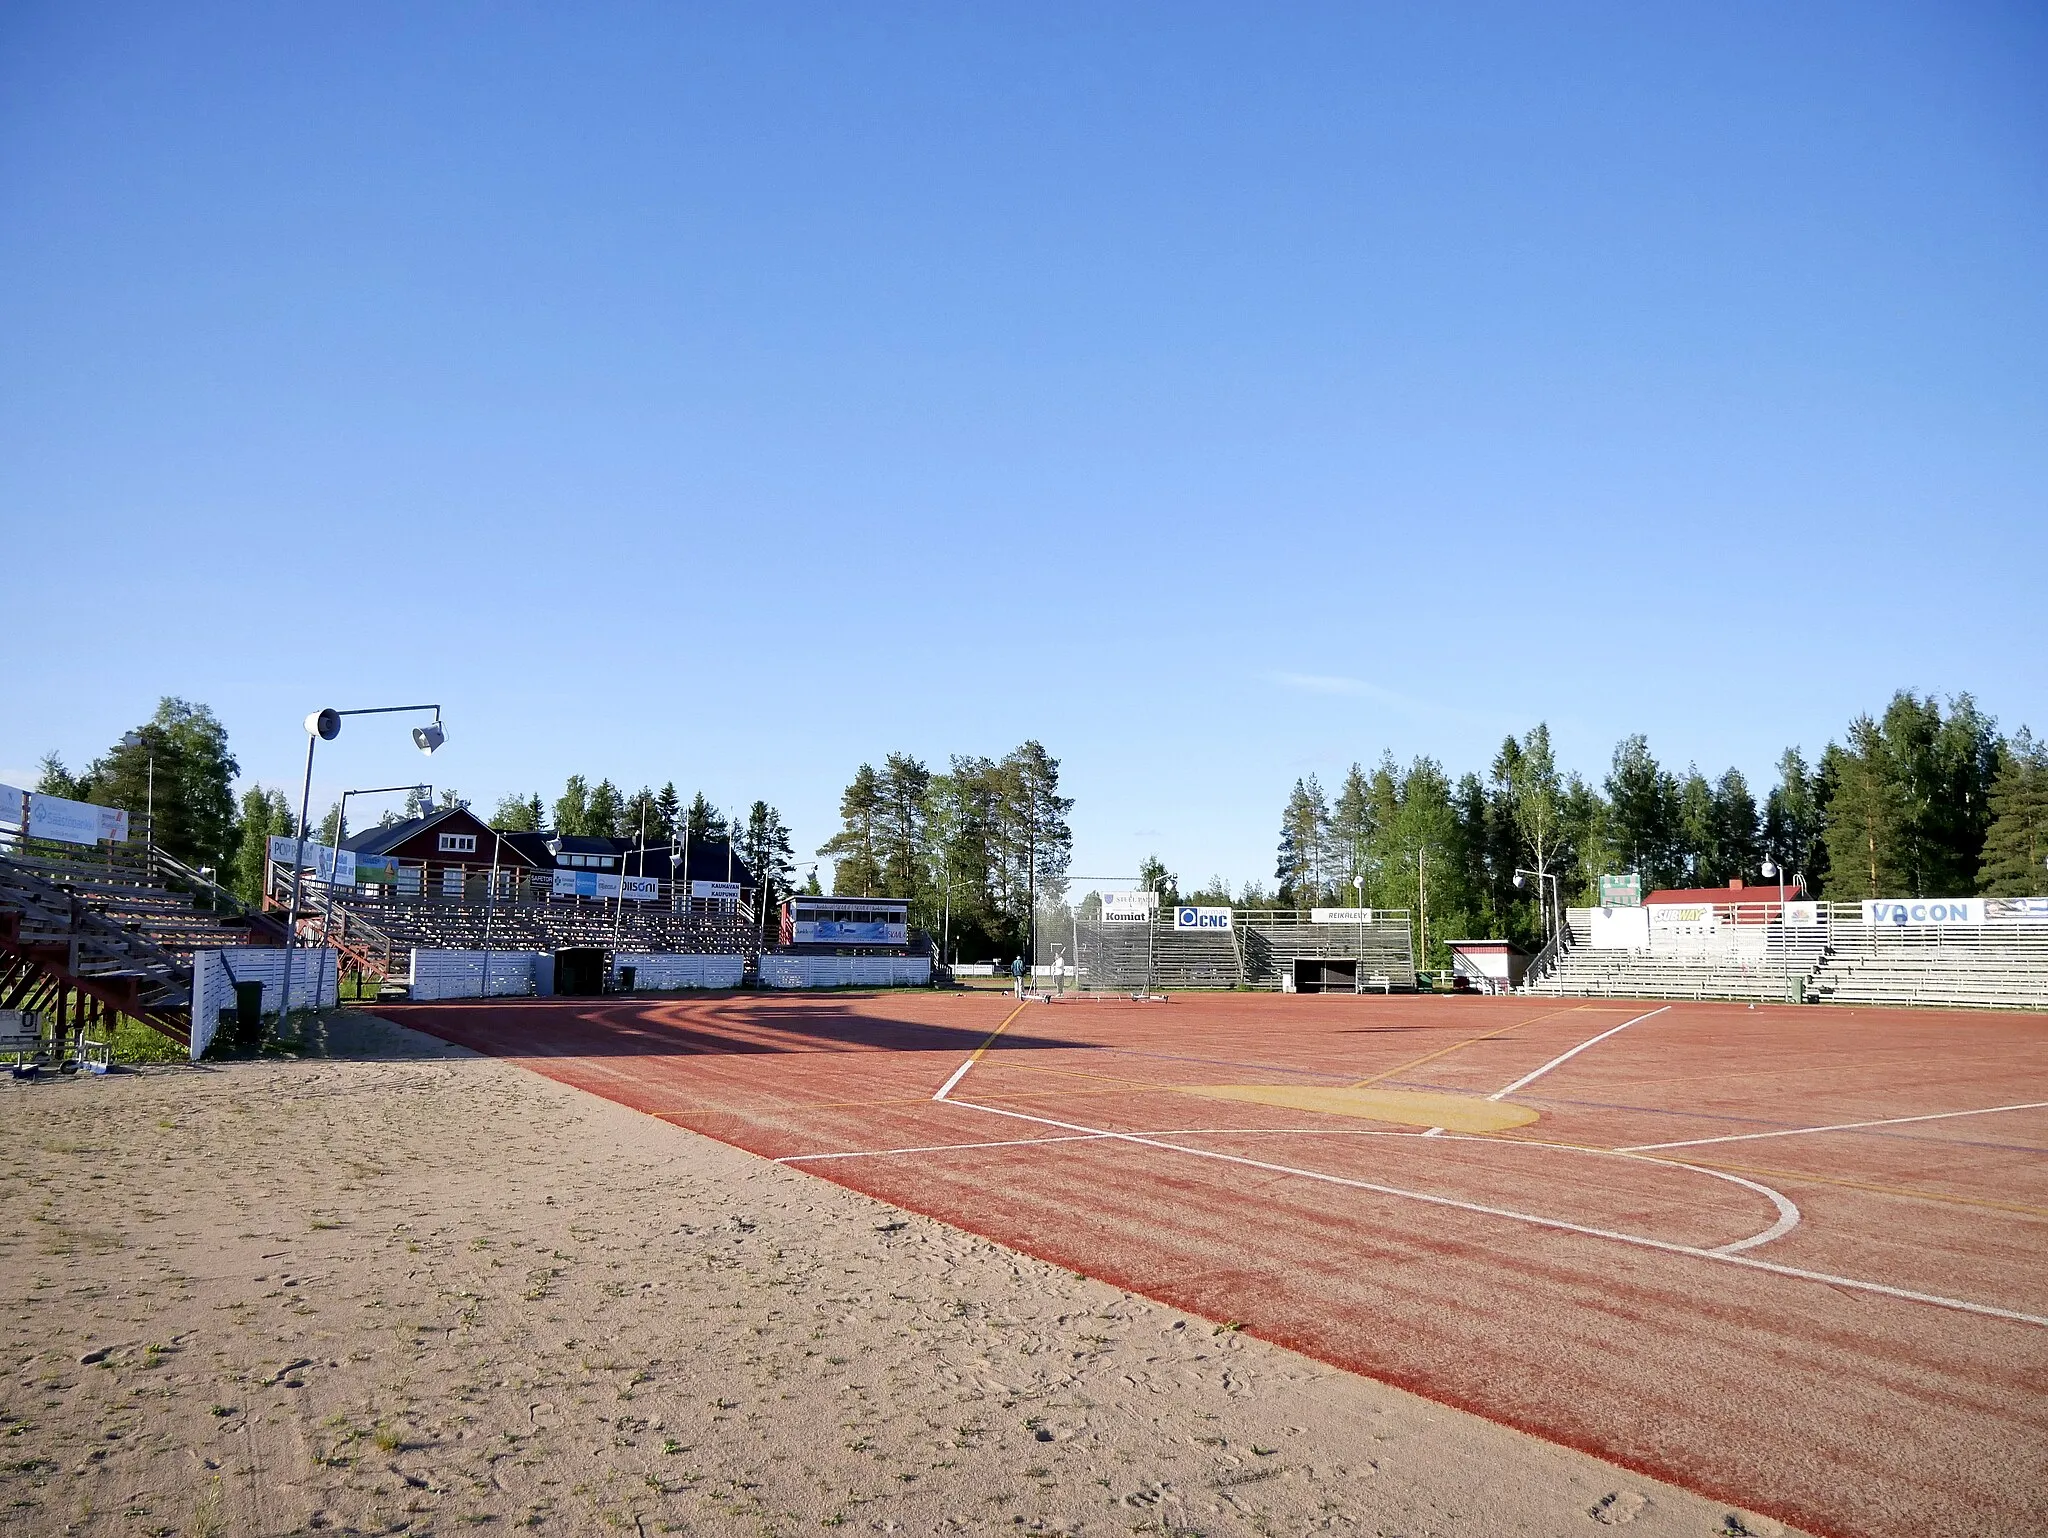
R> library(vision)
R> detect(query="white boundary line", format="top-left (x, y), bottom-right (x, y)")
top-left (779, 1132), bottom-right (1111, 1163)
top-left (779, 1120), bottom-right (1803, 1256)
top-left (931, 1058), bottom-right (976, 1102)
top-left (927, 1097), bottom-right (2045, 1328)
top-left (1486, 1005), bottom-right (1671, 1101)
top-left (1619, 1099), bottom-right (2048, 1153)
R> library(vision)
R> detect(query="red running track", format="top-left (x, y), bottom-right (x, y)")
top-left (377, 990), bottom-right (2048, 1538)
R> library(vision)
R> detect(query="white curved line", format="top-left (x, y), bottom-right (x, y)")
top-left (934, 1099), bottom-right (2041, 1328)
top-left (1674, 1164), bottom-right (1803, 1253)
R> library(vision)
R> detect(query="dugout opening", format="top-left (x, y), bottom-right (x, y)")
top-left (1291, 958), bottom-right (1358, 993)
top-left (554, 947), bottom-right (607, 997)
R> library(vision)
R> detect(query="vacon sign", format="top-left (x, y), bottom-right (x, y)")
top-left (1174, 906), bottom-right (1233, 931)
top-left (1862, 899), bottom-right (1985, 927)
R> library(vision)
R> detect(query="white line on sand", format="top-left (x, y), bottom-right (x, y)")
top-left (1619, 1099), bottom-right (2048, 1153)
top-left (1487, 1006), bottom-right (1671, 1101)
top-left (931, 1097), bottom-right (2044, 1328)
top-left (932, 1058), bottom-right (976, 1102)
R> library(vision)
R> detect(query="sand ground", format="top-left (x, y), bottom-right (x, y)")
top-left (1, 1012), bottom-right (1799, 1537)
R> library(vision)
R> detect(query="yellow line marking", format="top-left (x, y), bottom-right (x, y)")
top-left (1633, 1154), bottom-right (2048, 1221)
top-left (1349, 1004), bottom-right (1595, 1089)
top-left (969, 998), bottom-right (1032, 1063)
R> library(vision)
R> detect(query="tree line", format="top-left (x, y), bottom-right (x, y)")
top-left (489, 778), bottom-right (798, 911)
top-left (1216, 691), bottom-right (2045, 968)
top-left (815, 741), bottom-right (1073, 962)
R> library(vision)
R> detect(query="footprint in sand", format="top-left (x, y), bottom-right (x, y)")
top-left (1588, 1490), bottom-right (1647, 1524)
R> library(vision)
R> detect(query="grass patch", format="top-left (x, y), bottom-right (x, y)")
top-left (111, 1018), bottom-right (185, 1065)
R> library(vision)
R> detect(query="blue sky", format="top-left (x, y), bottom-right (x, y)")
top-left (3, 3), bottom-right (2044, 890)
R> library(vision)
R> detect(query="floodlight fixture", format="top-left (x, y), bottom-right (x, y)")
top-left (413, 718), bottom-right (446, 755)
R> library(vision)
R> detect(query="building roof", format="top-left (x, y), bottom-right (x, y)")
top-left (341, 805), bottom-right (465, 858)
top-left (1644, 881), bottom-right (1804, 904)
top-left (551, 835), bottom-right (618, 856)
top-left (1444, 939), bottom-right (1529, 954)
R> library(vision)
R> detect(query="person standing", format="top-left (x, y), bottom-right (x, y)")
top-left (1011, 954), bottom-right (1025, 998)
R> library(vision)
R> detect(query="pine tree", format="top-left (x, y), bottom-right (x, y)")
top-left (232, 786), bottom-right (293, 904)
top-left (740, 801), bottom-right (798, 945)
top-left (1136, 855), bottom-right (1178, 906)
top-left (620, 786), bottom-right (661, 846)
top-left (685, 792), bottom-right (726, 843)
top-left (1822, 719), bottom-right (1906, 899)
top-left (1765, 747), bottom-right (1828, 893)
top-left (1979, 729), bottom-right (2048, 896)
top-left (655, 782), bottom-right (681, 845)
top-left (34, 752), bottom-right (81, 798)
top-left (999, 741), bottom-right (1073, 937)
top-left (1711, 768), bottom-right (1760, 884)
top-left (1604, 735), bottom-right (1681, 889)
top-left (1274, 775), bottom-right (1330, 906)
top-left (876, 753), bottom-right (931, 898)
top-left (553, 776), bottom-right (591, 836)
top-left (818, 764), bottom-right (884, 896)
top-left (491, 794), bottom-right (541, 832)
top-left (1328, 764), bottom-right (1375, 895)
top-left (585, 779), bottom-right (624, 840)
top-left (81, 699), bottom-right (240, 871)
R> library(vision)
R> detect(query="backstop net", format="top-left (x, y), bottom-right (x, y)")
top-left (1031, 886), bottom-right (1159, 996)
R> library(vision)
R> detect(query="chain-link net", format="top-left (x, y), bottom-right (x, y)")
top-left (1032, 887), bottom-right (1159, 996)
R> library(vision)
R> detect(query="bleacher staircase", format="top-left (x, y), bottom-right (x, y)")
top-left (0, 841), bottom-right (284, 1048)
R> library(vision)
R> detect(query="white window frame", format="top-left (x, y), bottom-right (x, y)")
top-left (439, 833), bottom-right (478, 854)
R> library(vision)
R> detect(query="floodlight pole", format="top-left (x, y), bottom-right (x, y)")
top-left (282, 704), bottom-right (442, 1023)
top-left (481, 825), bottom-right (504, 1000)
top-left (1762, 855), bottom-right (1795, 1004)
top-left (120, 729), bottom-right (158, 859)
top-left (321, 780), bottom-right (430, 960)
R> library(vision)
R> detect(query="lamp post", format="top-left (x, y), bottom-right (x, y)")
top-left (319, 781), bottom-right (431, 954)
top-left (120, 730), bottom-right (155, 853)
top-left (283, 705), bottom-right (444, 1018)
top-left (1761, 856), bottom-right (1797, 1004)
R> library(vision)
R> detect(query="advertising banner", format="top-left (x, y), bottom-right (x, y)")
top-left (1862, 899), bottom-right (1985, 926)
top-left (1649, 903), bottom-right (1719, 933)
top-left (1598, 873), bottom-right (1642, 908)
top-left (0, 784), bottom-right (24, 829)
top-left (622, 876), bottom-right (659, 903)
top-left (554, 870), bottom-right (627, 899)
top-left (266, 835), bottom-right (355, 885)
top-left (1988, 897), bottom-right (2048, 921)
top-left (1310, 907), bottom-right (1373, 925)
top-left (1100, 891), bottom-right (1157, 923)
top-left (1589, 906), bottom-right (1650, 950)
top-left (1173, 906), bottom-right (1233, 932)
top-left (29, 793), bottom-right (128, 846)
top-left (1783, 901), bottom-right (1820, 926)
top-left (690, 880), bottom-right (742, 903)
top-left (354, 856), bottom-right (397, 885)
